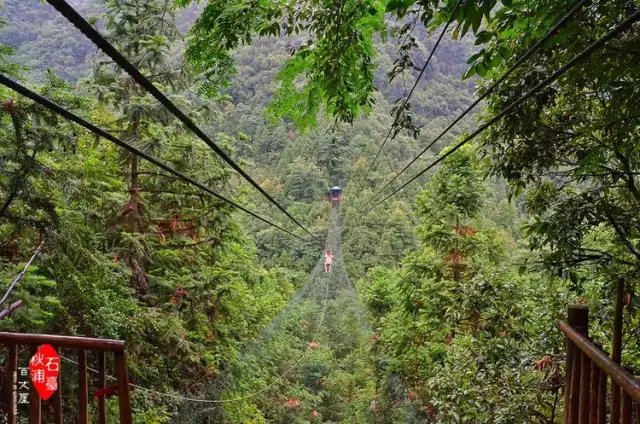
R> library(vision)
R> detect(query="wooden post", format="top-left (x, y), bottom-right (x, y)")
top-left (568, 305), bottom-right (589, 423)
top-left (7, 344), bottom-right (17, 424)
top-left (29, 385), bottom-right (41, 424)
top-left (566, 331), bottom-right (575, 424)
top-left (569, 349), bottom-right (581, 422)
top-left (98, 351), bottom-right (106, 424)
top-left (115, 352), bottom-right (133, 424)
top-left (51, 347), bottom-right (62, 424)
top-left (29, 346), bottom-right (41, 424)
top-left (590, 365), bottom-right (601, 424)
top-left (622, 391), bottom-right (632, 424)
top-left (612, 278), bottom-right (625, 424)
top-left (579, 352), bottom-right (591, 424)
top-left (568, 305), bottom-right (589, 336)
top-left (78, 350), bottom-right (88, 424)
top-left (594, 343), bottom-right (607, 424)
top-left (598, 371), bottom-right (607, 424)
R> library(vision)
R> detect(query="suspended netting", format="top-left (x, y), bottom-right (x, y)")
top-left (171, 204), bottom-right (423, 423)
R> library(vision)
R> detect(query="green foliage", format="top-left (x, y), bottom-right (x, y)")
top-left (416, 144), bottom-right (487, 221)
top-left (4, 0), bottom-right (640, 422)
top-left (478, 0), bottom-right (640, 273)
top-left (183, 0), bottom-right (502, 129)
top-left (475, 0), bottom-right (640, 385)
top-left (361, 150), bottom-right (566, 422)
top-left (0, 2), bottom-right (309, 421)
top-left (184, 0), bottom-right (386, 129)
top-left (285, 157), bottom-right (328, 202)
top-left (0, 0), bottom-right (101, 82)
top-left (0, 69), bottom-right (297, 420)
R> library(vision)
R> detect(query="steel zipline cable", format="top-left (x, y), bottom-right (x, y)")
top-left (366, 8), bottom-right (640, 212)
top-left (357, 0), bottom-right (463, 188)
top-left (0, 75), bottom-right (312, 243)
top-left (359, 0), bottom-right (589, 210)
top-left (44, 0), bottom-right (319, 243)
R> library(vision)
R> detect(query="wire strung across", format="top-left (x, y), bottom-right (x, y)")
top-left (357, 0), bottom-right (463, 189)
top-left (359, 0), bottom-right (589, 210)
top-left (45, 0), bottom-right (319, 243)
top-left (365, 8), bottom-right (640, 211)
top-left (0, 75), bottom-right (312, 243)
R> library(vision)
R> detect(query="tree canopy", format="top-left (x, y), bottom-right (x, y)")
top-left (0, 0), bottom-right (638, 422)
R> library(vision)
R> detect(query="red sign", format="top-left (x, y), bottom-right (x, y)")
top-left (29, 344), bottom-right (60, 401)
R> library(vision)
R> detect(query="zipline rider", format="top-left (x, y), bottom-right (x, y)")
top-left (324, 250), bottom-right (333, 273)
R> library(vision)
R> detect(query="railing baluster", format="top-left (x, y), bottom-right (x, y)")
top-left (115, 352), bottom-right (133, 424)
top-left (29, 384), bottom-right (41, 424)
top-left (566, 339), bottom-right (574, 424)
top-left (590, 364), bottom-right (600, 424)
top-left (622, 391), bottom-right (632, 424)
top-left (98, 351), bottom-right (106, 424)
top-left (614, 382), bottom-right (623, 424)
top-left (568, 305), bottom-right (589, 424)
top-left (7, 344), bottom-right (17, 424)
top-left (29, 346), bottom-right (41, 424)
top-left (612, 279), bottom-right (625, 424)
top-left (570, 349), bottom-right (583, 423)
top-left (52, 347), bottom-right (62, 424)
top-left (78, 350), bottom-right (88, 424)
top-left (598, 369), bottom-right (607, 424)
top-left (579, 347), bottom-right (592, 423)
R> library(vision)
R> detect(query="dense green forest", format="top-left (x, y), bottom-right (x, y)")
top-left (0, 0), bottom-right (638, 423)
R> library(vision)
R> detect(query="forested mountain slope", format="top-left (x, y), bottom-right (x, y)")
top-left (1, 0), bottom-right (638, 423)
top-left (0, 1), bottom-right (482, 272)
top-left (0, 0), bottom-right (200, 82)
top-left (222, 29), bottom-right (483, 277)
top-left (0, 0), bottom-right (100, 81)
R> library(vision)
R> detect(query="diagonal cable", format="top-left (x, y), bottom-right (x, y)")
top-left (357, 0), bottom-right (463, 188)
top-left (45, 0), bottom-right (319, 242)
top-left (360, 0), bottom-right (589, 209)
top-left (368, 8), bottom-right (640, 211)
top-left (0, 75), bottom-right (312, 243)
top-left (0, 241), bottom-right (44, 306)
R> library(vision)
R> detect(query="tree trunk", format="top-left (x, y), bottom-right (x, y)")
top-left (130, 153), bottom-right (139, 232)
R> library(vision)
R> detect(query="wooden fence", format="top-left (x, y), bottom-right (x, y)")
top-left (560, 305), bottom-right (640, 423)
top-left (0, 332), bottom-right (132, 424)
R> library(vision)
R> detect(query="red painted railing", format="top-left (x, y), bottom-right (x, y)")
top-left (559, 306), bottom-right (640, 423)
top-left (0, 332), bottom-right (132, 424)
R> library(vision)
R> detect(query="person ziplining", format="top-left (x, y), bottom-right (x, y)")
top-left (324, 250), bottom-right (333, 273)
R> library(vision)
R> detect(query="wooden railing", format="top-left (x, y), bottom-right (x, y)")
top-left (559, 305), bottom-right (640, 423)
top-left (0, 332), bottom-right (132, 424)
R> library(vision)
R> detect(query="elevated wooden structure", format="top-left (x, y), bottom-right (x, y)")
top-left (560, 305), bottom-right (640, 423)
top-left (0, 332), bottom-right (132, 424)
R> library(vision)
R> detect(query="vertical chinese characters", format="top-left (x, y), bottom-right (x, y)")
top-left (29, 344), bottom-right (60, 401)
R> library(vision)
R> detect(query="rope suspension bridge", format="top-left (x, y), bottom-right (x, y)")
top-left (1, 0), bottom-right (640, 422)
top-left (168, 204), bottom-right (421, 423)
top-left (0, 202), bottom-right (425, 423)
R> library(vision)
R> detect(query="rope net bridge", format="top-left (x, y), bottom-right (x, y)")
top-left (0, 192), bottom-right (423, 423)
top-left (171, 205), bottom-right (422, 423)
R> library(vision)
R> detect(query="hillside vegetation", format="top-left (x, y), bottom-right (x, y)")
top-left (0, 0), bottom-right (638, 423)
